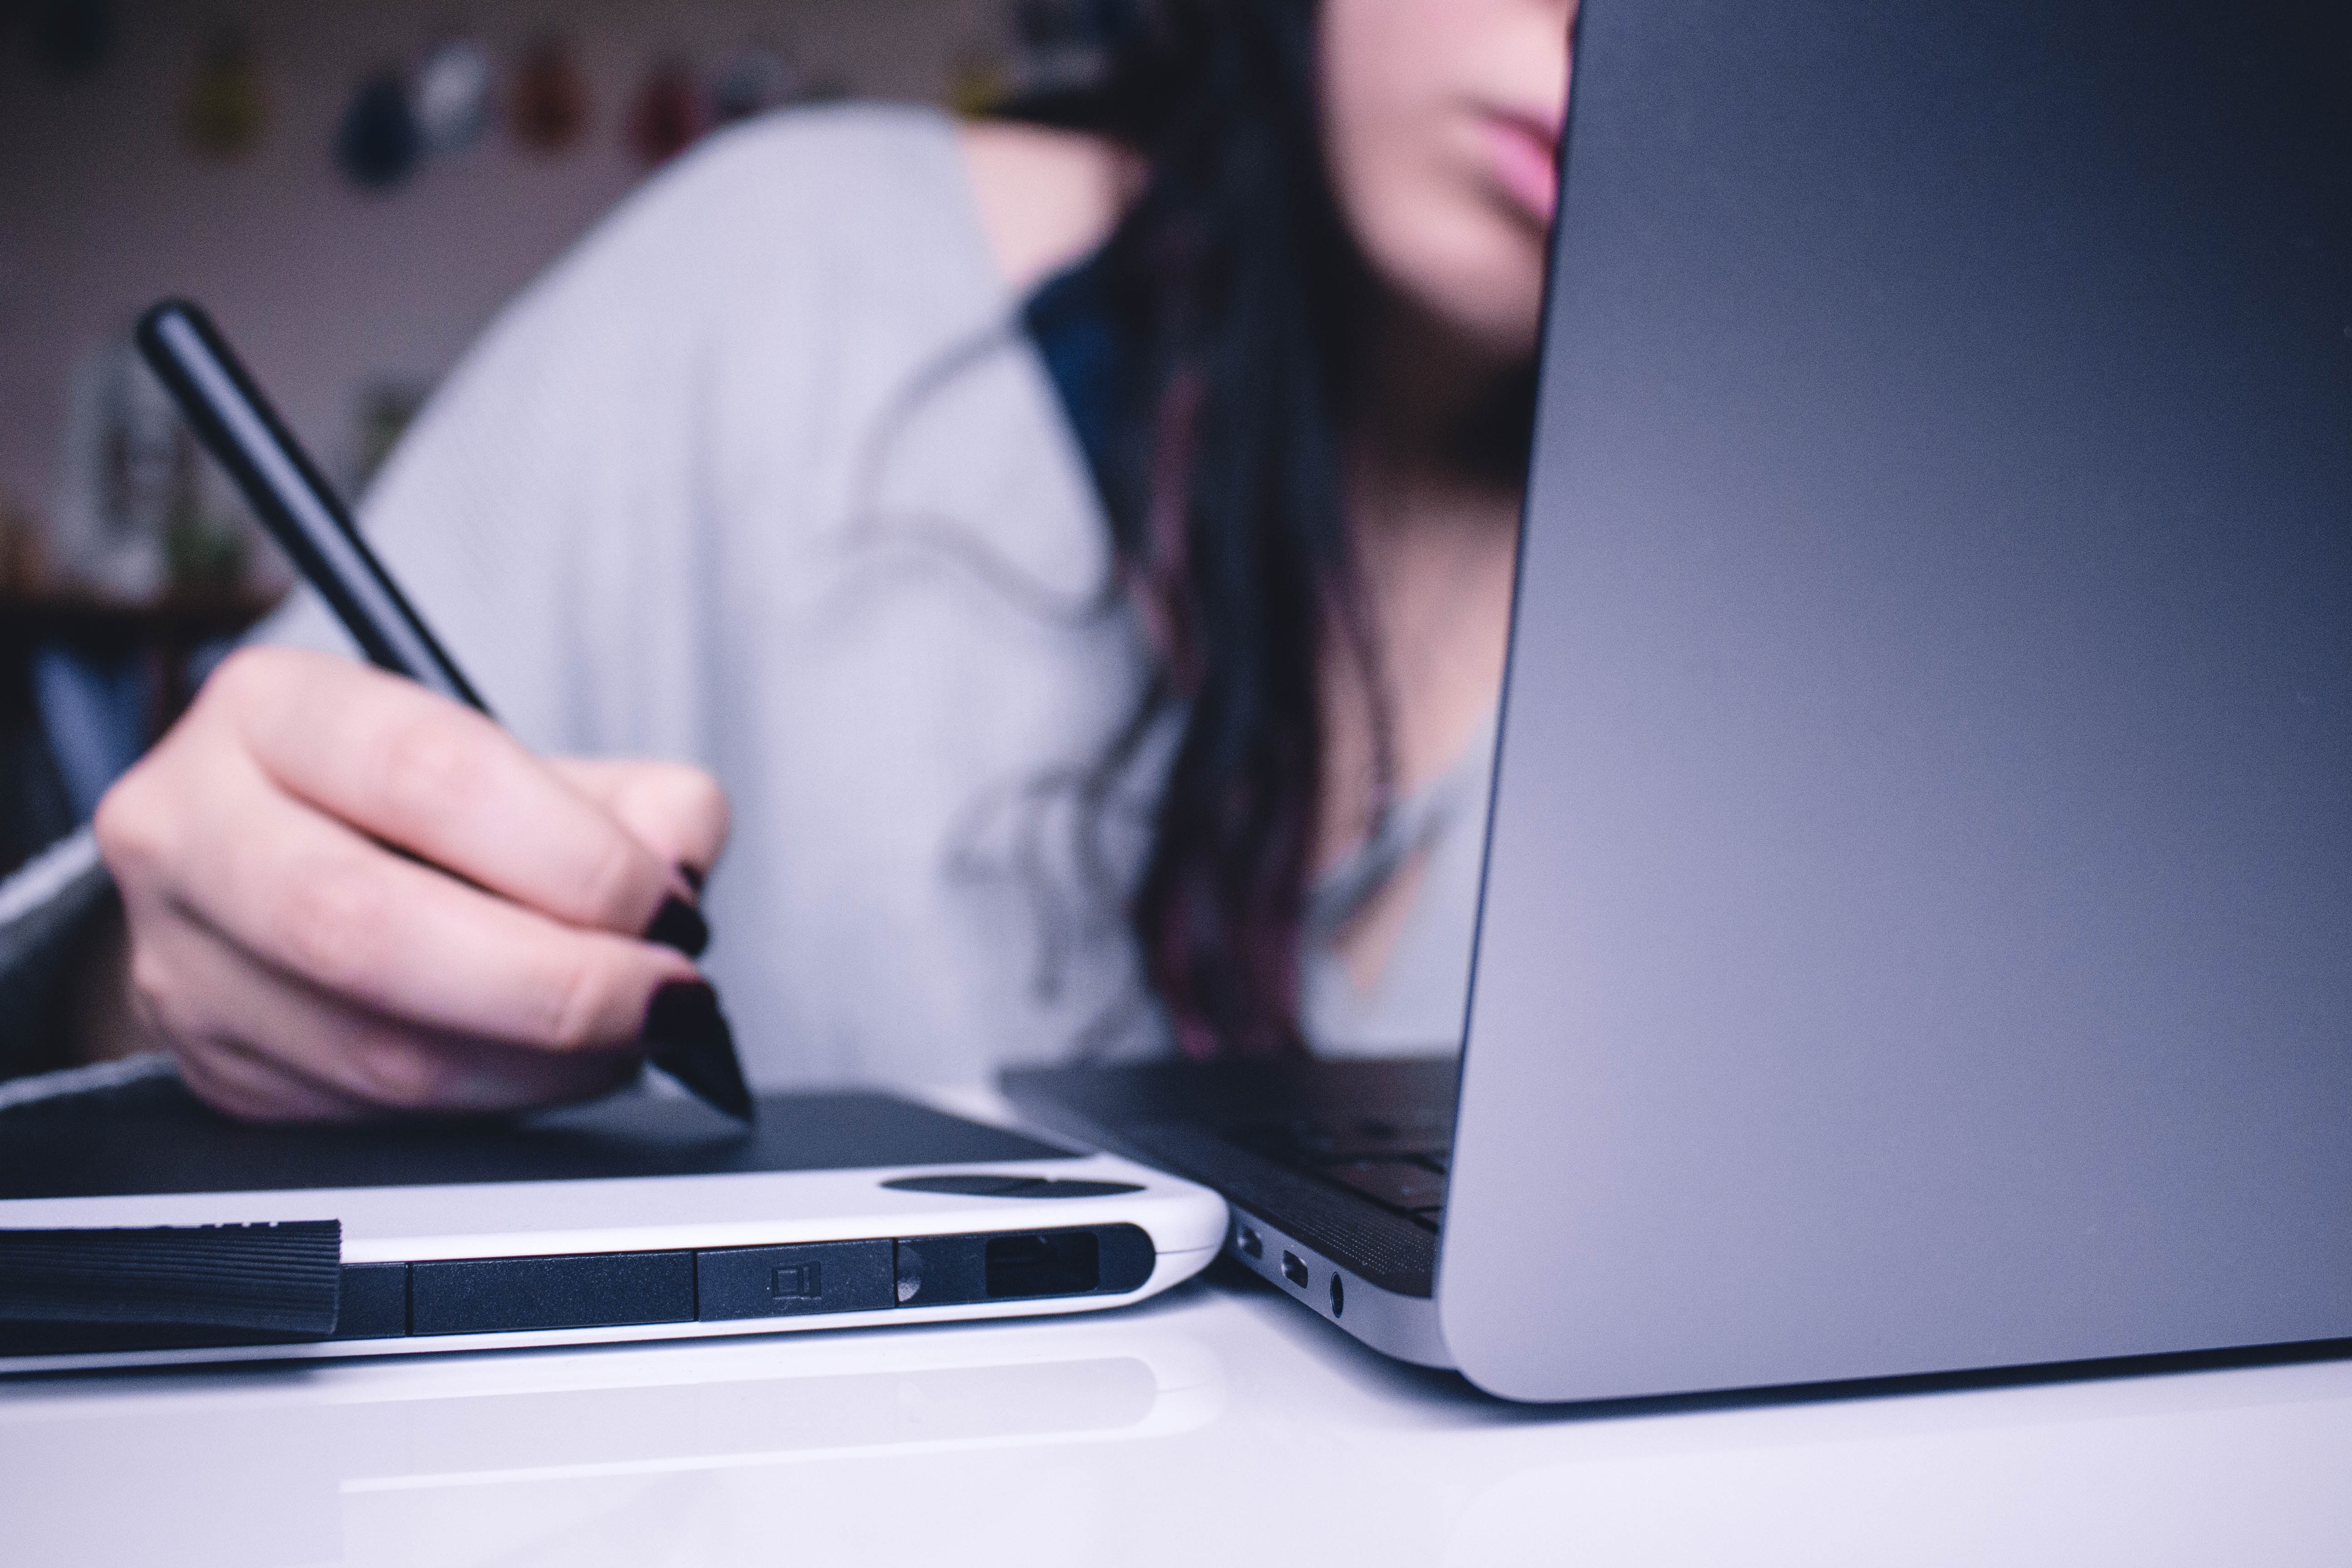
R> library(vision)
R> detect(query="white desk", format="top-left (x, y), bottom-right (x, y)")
top-left (3, 1265), bottom-right (2347, 1567)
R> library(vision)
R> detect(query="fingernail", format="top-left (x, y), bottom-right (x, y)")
top-left (676, 862), bottom-right (706, 895)
top-left (644, 895), bottom-right (709, 958)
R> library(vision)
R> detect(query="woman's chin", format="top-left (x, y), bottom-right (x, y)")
top-left (1378, 226), bottom-right (1548, 369)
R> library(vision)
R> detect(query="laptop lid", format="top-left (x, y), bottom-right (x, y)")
top-left (1443, 0), bottom-right (2351, 1400)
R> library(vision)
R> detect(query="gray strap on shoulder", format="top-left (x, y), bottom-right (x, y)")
top-left (1306, 706), bottom-right (1502, 939)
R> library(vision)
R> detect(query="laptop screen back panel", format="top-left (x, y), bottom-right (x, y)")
top-left (1444, 0), bottom-right (2352, 1401)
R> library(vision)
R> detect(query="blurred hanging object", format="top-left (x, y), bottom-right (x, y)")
top-left (182, 27), bottom-right (266, 161)
top-left (414, 36), bottom-right (491, 160)
top-left (946, 44), bottom-right (1009, 119)
top-left (508, 35), bottom-right (588, 155)
top-left (29, 0), bottom-right (110, 79)
top-left (0, 492), bottom-right (47, 594)
top-left (709, 45), bottom-right (798, 126)
top-left (335, 69), bottom-right (421, 191)
top-left (993, 0), bottom-right (1134, 123)
top-left (625, 57), bottom-right (705, 168)
top-left (350, 381), bottom-right (431, 498)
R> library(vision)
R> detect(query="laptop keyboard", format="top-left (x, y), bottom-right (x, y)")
top-left (1226, 1112), bottom-right (1453, 1231)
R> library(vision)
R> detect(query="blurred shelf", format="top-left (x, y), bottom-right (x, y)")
top-left (0, 588), bottom-right (286, 652)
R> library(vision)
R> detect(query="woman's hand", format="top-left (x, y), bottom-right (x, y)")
top-left (92, 646), bottom-right (730, 1122)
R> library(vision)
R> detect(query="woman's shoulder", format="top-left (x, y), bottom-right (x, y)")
top-left (957, 119), bottom-right (1137, 294)
top-left (556, 106), bottom-right (1134, 326)
top-left (566, 103), bottom-right (992, 307)
top-left (427, 104), bottom-right (1021, 477)
top-left (652, 103), bottom-right (970, 225)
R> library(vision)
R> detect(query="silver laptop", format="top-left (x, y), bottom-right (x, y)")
top-left (1010, 0), bottom-right (2352, 1400)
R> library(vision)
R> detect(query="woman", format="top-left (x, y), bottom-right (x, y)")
top-left (59, 0), bottom-right (1573, 1118)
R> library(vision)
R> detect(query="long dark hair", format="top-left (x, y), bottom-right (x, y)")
top-left (1021, 0), bottom-right (1389, 1058)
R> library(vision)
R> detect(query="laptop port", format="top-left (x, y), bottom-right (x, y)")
top-left (1281, 1251), bottom-right (1309, 1289)
top-left (1237, 1226), bottom-right (1263, 1259)
top-left (1329, 1273), bottom-right (1344, 1318)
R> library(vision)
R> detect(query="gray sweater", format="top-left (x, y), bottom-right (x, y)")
top-left (0, 106), bottom-right (1490, 1090)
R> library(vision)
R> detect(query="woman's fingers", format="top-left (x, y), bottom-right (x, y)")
top-left (206, 784), bottom-right (692, 1050)
top-left (206, 647), bottom-right (687, 938)
top-left (546, 758), bottom-right (730, 885)
top-left (136, 911), bottom-right (642, 1119)
top-left (93, 645), bottom-right (726, 1123)
top-left (173, 1039), bottom-right (377, 1125)
top-left (103, 704), bottom-right (696, 1054)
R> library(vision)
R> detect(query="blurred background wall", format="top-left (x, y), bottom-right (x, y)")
top-left (0, 0), bottom-right (1014, 529)
top-left (0, 0), bottom-right (1098, 876)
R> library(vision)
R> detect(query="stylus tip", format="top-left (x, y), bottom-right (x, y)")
top-left (643, 980), bottom-right (756, 1123)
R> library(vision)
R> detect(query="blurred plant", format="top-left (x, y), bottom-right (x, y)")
top-left (947, 44), bottom-right (1009, 118)
top-left (163, 495), bottom-right (246, 595)
top-left (182, 26), bottom-right (266, 161)
top-left (350, 379), bottom-right (429, 498)
top-left (55, 334), bottom-right (187, 598)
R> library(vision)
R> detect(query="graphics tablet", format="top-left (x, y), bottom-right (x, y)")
top-left (0, 1064), bottom-right (1227, 1373)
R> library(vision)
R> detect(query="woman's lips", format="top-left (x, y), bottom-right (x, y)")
top-left (1479, 111), bottom-right (1562, 227)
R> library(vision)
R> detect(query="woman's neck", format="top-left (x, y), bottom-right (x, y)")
top-left (1352, 284), bottom-right (1534, 487)
top-left (1316, 291), bottom-right (1529, 989)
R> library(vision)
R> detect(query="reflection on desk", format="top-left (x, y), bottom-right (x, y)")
top-left (2, 1302), bottom-right (1221, 1567)
top-left (3, 1269), bottom-right (2348, 1567)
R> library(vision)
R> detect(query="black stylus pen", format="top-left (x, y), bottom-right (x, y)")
top-left (136, 299), bottom-right (755, 1123)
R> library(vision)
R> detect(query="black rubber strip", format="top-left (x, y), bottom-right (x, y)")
top-left (0, 1220), bottom-right (342, 1333)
